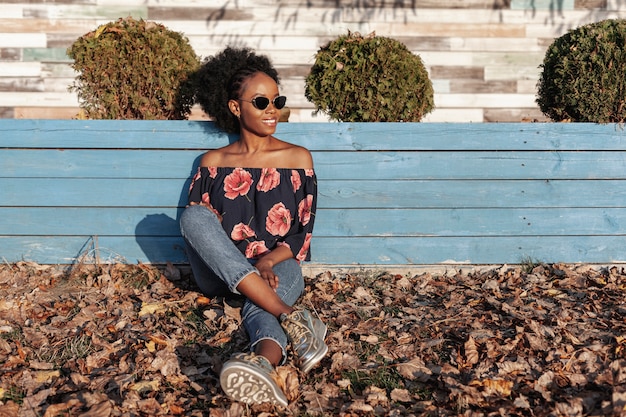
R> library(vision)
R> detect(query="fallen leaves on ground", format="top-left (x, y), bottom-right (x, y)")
top-left (0, 261), bottom-right (625, 416)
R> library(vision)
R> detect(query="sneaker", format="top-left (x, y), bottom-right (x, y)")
top-left (311, 314), bottom-right (328, 340)
top-left (219, 352), bottom-right (288, 407)
top-left (280, 309), bottom-right (328, 373)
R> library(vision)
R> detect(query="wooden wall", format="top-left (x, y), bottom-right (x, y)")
top-left (2, 119), bottom-right (626, 267)
top-left (1, 1), bottom-right (625, 123)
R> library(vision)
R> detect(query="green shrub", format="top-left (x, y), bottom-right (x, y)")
top-left (67, 17), bottom-right (199, 120)
top-left (305, 32), bottom-right (434, 122)
top-left (537, 19), bottom-right (626, 123)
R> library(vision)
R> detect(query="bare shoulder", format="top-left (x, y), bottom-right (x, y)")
top-left (199, 147), bottom-right (227, 167)
top-left (277, 139), bottom-right (314, 169)
top-left (289, 144), bottom-right (314, 169)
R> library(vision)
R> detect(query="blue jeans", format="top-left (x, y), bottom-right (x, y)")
top-left (179, 205), bottom-right (305, 359)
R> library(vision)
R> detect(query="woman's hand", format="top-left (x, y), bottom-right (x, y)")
top-left (254, 245), bottom-right (294, 291)
top-left (188, 201), bottom-right (223, 222)
top-left (255, 258), bottom-right (279, 290)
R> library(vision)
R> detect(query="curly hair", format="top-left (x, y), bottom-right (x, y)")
top-left (195, 46), bottom-right (279, 133)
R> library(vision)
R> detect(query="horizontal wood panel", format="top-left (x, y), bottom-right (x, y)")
top-left (3, 120), bottom-right (626, 151)
top-left (2, 207), bottom-right (625, 237)
top-left (2, 178), bottom-right (625, 209)
top-left (2, 121), bottom-right (625, 265)
top-left (3, 149), bottom-right (625, 180)
top-left (1, 235), bottom-right (624, 265)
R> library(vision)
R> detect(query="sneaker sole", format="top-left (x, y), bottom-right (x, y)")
top-left (220, 361), bottom-right (288, 407)
top-left (300, 340), bottom-right (329, 374)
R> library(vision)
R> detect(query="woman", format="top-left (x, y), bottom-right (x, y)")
top-left (179, 46), bottom-right (327, 407)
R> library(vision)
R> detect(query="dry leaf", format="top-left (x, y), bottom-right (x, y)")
top-left (139, 302), bottom-right (166, 316)
top-left (273, 366), bottom-right (299, 402)
top-left (1, 261), bottom-right (625, 415)
top-left (129, 380), bottom-right (160, 394)
top-left (396, 357), bottom-right (432, 381)
top-left (464, 335), bottom-right (479, 366)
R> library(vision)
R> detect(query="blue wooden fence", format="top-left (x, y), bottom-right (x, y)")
top-left (2, 119), bottom-right (626, 266)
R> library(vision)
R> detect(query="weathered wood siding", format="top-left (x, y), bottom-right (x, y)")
top-left (2, 119), bottom-right (625, 266)
top-left (0, 1), bottom-right (625, 122)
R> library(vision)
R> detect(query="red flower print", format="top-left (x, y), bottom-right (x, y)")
top-left (245, 240), bottom-right (269, 259)
top-left (298, 194), bottom-right (313, 226)
top-left (231, 223), bottom-right (256, 241)
top-left (296, 233), bottom-right (312, 261)
top-left (257, 168), bottom-right (280, 192)
top-left (201, 192), bottom-right (211, 206)
top-left (266, 202), bottom-right (292, 236)
top-left (208, 167), bottom-right (218, 178)
top-left (291, 170), bottom-right (302, 192)
top-left (189, 168), bottom-right (202, 192)
top-left (224, 168), bottom-right (252, 200)
top-left (305, 169), bottom-right (314, 177)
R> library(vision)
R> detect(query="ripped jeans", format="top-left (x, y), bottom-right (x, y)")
top-left (179, 205), bottom-right (304, 359)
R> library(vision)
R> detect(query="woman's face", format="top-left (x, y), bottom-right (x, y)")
top-left (230, 72), bottom-right (283, 138)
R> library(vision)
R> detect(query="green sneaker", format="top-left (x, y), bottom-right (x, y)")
top-left (280, 309), bottom-right (328, 373)
top-left (219, 352), bottom-right (288, 407)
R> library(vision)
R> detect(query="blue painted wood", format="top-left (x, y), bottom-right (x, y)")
top-left (2, 178), bottom-right (625, 209)
top-left (1, 235), bottom-right (624, 265)
top-left (4, 149), bottom-right (626, 180)
top-left (2, 207), bottom-right (624, 237)
top-left (1, 119), bottom-right (626, 265)
top-left (3, 119), bottom-right (626, 151)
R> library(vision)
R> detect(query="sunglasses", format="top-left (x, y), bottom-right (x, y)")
top-left (240, 96), bottom-right (287, 110)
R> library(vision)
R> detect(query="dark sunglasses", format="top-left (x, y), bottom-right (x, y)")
top-left (240, 95), bottom-right (287, 110)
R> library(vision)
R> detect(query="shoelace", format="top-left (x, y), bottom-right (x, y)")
top-left (242, 354), bottom-right (271, 369)
top-left (284, 317), bottom-right (314, 347)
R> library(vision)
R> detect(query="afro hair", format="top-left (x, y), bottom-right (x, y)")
top-left (194, 46), bottom-right (279, 133)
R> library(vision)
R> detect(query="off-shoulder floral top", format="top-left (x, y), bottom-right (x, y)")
top-left (188, 167), bottom-right (317, 262)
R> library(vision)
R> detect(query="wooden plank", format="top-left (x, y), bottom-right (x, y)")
top-left (148, 6), bottom-right (254, 21)
top-left (0, 33), bottom-right (46, 48)
top-left (0, 92), bottom-right (77, 106)
top-left (317, 208), bottom-right (626, 237)
top-left (310, 235), bottom-right (626, 264)
top-left (372, 23), bottom-right (527, 38)
top-left (252, 0), bottom-right (511, 7)
top-left (13, 107), bottom-right (79, 119)
top-left (4, 149), bottom-right (626, 180)
top-left (341, 8), bottom-right (514, 24)
top-left (2, 235), bottom-right (625, 265)
top-left (511, 0), bottom-right (575, 9)
top-left (3, 207), bottom-right (625, 238)
top-left (575, 0), bottom-right (607, 8)
top-left (434, 93), bottom-right (537, 108)
top-left (22, 5), bottom-right (147, 19)
top-left (3, 120), bottom-right (626, 151)
top-left (449, 80), bottom-right (517, 94)
top-left (430, 66), bottom-right (484, 80)
top-left (0, 62), bottom-right (41, 77)
top-left (0, 149), bottom-right (202, 179)
top-left (22, 47), bottom-right (72, 62)
top-left (2, 178), bottom-right (625, 209)
top-left (484, 108), bottom-right (549, 123)
top-left (0, 207), bottom-right (182, 236)
top-left (0, 107), bottom-right (14, 118)
top-left (0, 78), bottom-right (44, 92)
top-left (0, 19), bottom-right (98, 34)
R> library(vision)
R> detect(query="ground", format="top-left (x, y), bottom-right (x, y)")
top-left (0, 261), bottom-right (625, 416)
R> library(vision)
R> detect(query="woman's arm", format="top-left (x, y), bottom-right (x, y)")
top-left (254, 245), bottom-right (294, 290)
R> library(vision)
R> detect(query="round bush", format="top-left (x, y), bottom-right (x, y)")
top-left (537, 19), bottom-right (626, 123)
top-left (305, 32), bottom-right (434, 122)
top-left (68, 17), bottom-right (199, 120)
